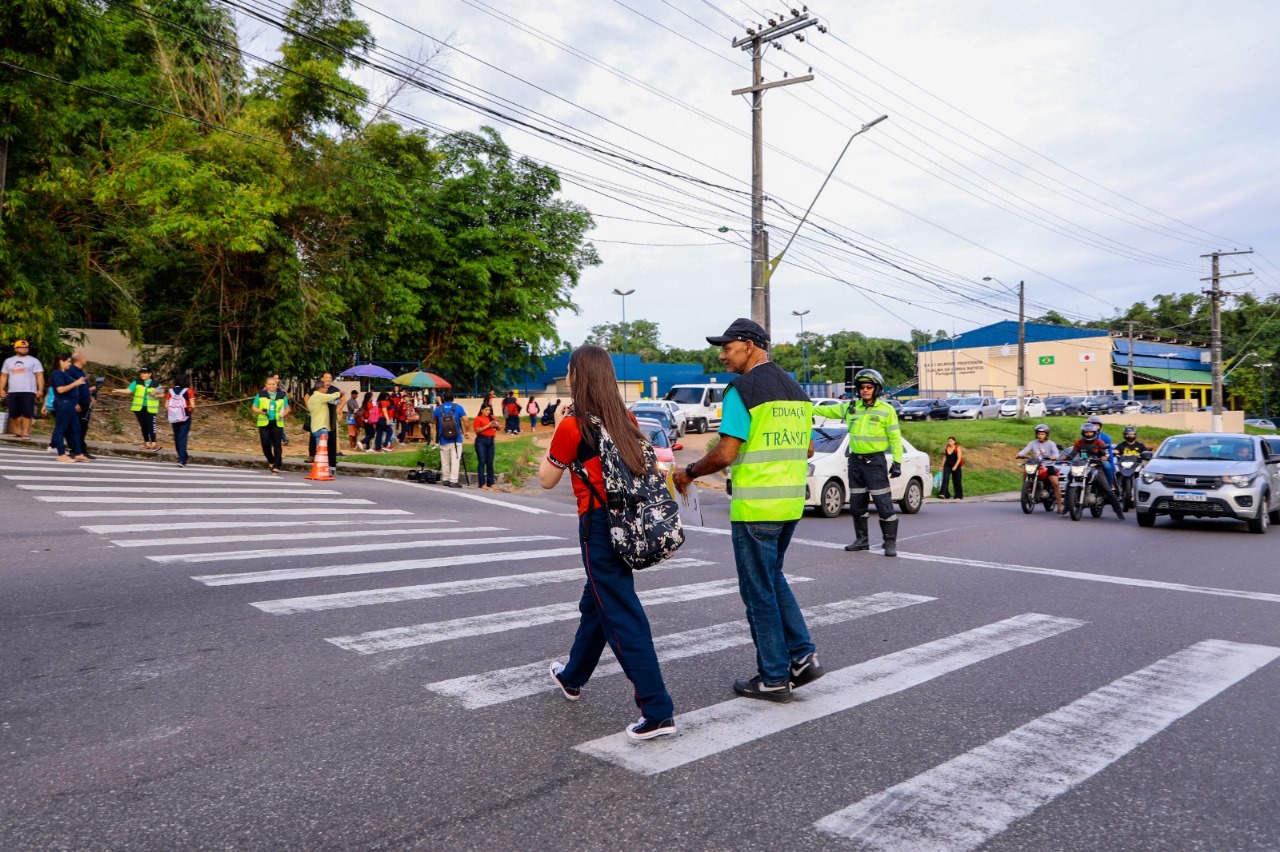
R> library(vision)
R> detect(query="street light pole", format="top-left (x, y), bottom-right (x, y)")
top-left (612, 288), bottom-right (634, 401)
top-left (984, 275), bottom-right (1025, 417)
top-left (1158, 352), bottom-right (1177, 411)
top-left (792, 309), bottom-right (810, 384)
top-left (946, 334), bottom-right (958, 394)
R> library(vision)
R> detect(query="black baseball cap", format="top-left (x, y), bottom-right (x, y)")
top-left (706, 317), bottom-right (770, 347)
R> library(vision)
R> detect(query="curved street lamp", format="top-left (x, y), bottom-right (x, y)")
top-left (612, 288), bottom-right (635, 401)
top-left (791, 309), bottom-right (811, 383)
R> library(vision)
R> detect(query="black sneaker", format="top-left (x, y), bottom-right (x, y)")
top-left (549, 662), bottom-right (580, 702)
top-left (625, 716), bottom-right (676, 741)
top-left (790, 652), bottom-right (826, 688)
top-left (733, 675), bottom-right (794, 703)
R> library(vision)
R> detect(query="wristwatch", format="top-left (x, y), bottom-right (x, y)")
top-left (685, 462), bottom-right (697, 479)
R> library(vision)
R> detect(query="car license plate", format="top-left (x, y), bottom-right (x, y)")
top-left (1173, 491), bottom-right (1207, 502)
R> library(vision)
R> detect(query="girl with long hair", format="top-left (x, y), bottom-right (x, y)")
top-left (360, 391), bottom-right (376, 450)
top-left (472, 402), bottom-right (499, 489)
top-left (538, 345), bottom-right (675, 741)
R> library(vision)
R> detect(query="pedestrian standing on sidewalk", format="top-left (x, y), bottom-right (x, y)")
top-left (433, 392), bottom-right (468, 487)
top-left (253, 375), bottom-right (290, 474)
top-left (541, 344), bottom-right (676, 740)
top-left (674, 318), bottom-right (823, 703)
top-left (1, 340), bottom-right (45, 439)
top-left (360, 391), bottom-right (378, 450)
top-left (376, 391), bottom-right (395, 452)
top-left (939, 436), bottom-right (964, 500)
top-left (166, 374), bottom-right (195, 467)
top-left (126, 366), bottom-right (161, 450)
top-left (69, 351), bottom-right (95, 459)
top-left (344, 390), bottom-right (360, 450)
top-left (526, 396), bottom-right (540, 433)
top-left (502, 390), bottom-right (520, 434)
top-left (472, 402), bottom-right (499, 489)
top-left (49, 353), bottom-right (89, 463)
top-left (307, 380), bottom-right (341, 473)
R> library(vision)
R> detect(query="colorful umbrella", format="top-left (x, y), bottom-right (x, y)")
top-left (338, 364), bottom-right (397, 380)
top-left (393, 370), bottom-right (451, 389)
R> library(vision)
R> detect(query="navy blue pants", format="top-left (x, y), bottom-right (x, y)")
top-left (52, 399), bottom-right (83, 456)
top-left (474, 435), bottom-right (495, 486)
top-left (559, 508), bottom-right (674, 720)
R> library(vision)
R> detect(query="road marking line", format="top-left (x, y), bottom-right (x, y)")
top-left (153, 533), bottom-right (556, 564)
top-left (898, 552), bottom-right (1280, 605)
top-left (813, 639), bottom-right (1280, 851)
top-left (7, 476), bottom-right (306, 485)
top-left (19, 485), bottom-right (333, 494)
top-left (0, 457), bottom-right (274, 475)
top-left (192, 546), bottom-right (585, 585)
top-left (574, 613), bottom-right (1084, 775)
top-left (84, 518), bottom-right (454, 534)
top-left (382, 477), bottom-right (554, 514)
top-left (112, 524), bottom-right (486, 548)
top-left (326, 577), bottom-right (789, 655)
top-left (61, 508), bottom-right (409, 517)
top-left (40, 497), bottom-right (372, 504)
top-left (428, 592), bottom-right (934, 709)
top-left (251, 558), bottom-right (715, 615)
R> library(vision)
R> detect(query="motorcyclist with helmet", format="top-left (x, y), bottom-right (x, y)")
top-left (813, 368), bottom-right (904, 557)
top-left (1060, 422), bottom-right (1126, 520)
top-left (1016, 423), bottom-right (1063, 513)
top-left (1086, 416), bottom-right (1116, 485)
top-left (1114, 425), bottom-right (1149, 457)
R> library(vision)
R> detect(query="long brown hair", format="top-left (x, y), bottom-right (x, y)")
top-left (568, 344), bottom-right (647, 475)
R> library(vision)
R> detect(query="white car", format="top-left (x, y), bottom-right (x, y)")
top-left (998, 397), bottom-right (1047, 418)
top-left (948, 396), bottom-right (1001, 419)
top-left (629, 400), bottom-right (685, 437)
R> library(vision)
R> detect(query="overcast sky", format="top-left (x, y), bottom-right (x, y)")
top-left (240, 1), bottom-right (1280, 351)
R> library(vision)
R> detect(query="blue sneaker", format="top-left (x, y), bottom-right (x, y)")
top-left (549, 662), bottom-right (580, 702)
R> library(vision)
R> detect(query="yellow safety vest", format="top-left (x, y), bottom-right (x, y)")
top-left (814, 398), bottom-right (903, 462)
top-left (727, 362), bottom-right (812, 522)
top-left (130, 380), bottom-right (159, 414)
top-left (255, 392), bottom-right (288, 426)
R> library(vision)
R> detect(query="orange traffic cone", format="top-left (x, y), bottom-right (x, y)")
top-left (305, 431), bottom-right (335, 481)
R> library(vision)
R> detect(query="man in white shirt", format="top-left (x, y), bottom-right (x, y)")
top-left (1, 340), bottom-right (45, 439)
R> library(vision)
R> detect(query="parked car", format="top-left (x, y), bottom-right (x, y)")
top-left (1082, 395), bottom-right (1124, 415)
top-left (810, 397), bottom-right (847, 427)
top-left (899, 398), bottom-right (951, 421)
top-left (1244, 418), bottom-right (1279, 431)
top-left (1135, 433), bottom-right (1280, 532)
top-left (998, 397), bottom-right (1047, 418)
top-left (948, 396), bottom-right (1001, 420)
top-left (882, 398), bottom-right (903, 413)
top-left (629, 400), bottom-right (685, 437)
top-left (1117, 400), bottom-right (1143, 415)
top-left (634, 413), bottom-right (679, 445)
top-left (724, 427), bottom-right (930, 517)
top-left (1043, 395), bottom-right (1082, 416)
top-left (1141, 403), bottom-right (1165, 414)
top-left (662, 383), bottom-right (727, 433)
top-left (637, 422), bottom-right (679, 474)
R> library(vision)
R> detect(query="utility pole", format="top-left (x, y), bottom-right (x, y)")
top-left (731, 11), bottom-right (819, 337)
top-left (1201, 250), bottom-right (1253, 432)
top-left (1126, 321), bottom-right (1136, 400)
top-left (1016, 280), bottom-right (1026, 418)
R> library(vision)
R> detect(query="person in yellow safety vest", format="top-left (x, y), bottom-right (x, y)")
top-left (126, 366), bottom-right (162, 450)
top-left (813, 368), bottom-right (904, 556)
top-left (674, 318), bottom-right (824, 704)
top-left (253, 375), bottom-right (291, 475)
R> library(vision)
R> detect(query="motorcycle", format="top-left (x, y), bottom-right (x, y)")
top-left (1063, 457), bottom-right (1110, 521)
top-left (1018, 457), bottom-right (1058, 514)
top-left (1113, 453), bottom-right (1149, 510)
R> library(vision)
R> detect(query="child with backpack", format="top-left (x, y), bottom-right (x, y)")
top-left (526, 397), bottom-right (540, 432)
top-left (538, 345), bottom-right (677, 742)
top-left (166, 374), bottom-right (195, 467)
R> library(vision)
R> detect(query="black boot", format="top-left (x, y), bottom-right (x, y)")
top-left (844, 515), bottom-right (870, 551)
top-left (880, 518), bottom-right (899, 557)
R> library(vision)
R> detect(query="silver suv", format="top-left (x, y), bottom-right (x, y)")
top-left (1135, 433), bottom-right (1280, 533)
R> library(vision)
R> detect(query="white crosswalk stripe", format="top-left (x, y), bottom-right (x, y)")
top-left (61, 507), bottom-right (409, 517)
top-left (573, 613), bottom-right (1084, 775)
top-left (7, 475), bottom-right (315, 485)
top-left (41, 496), bottom-right (372, 504)
top-left (151, 533), bottom-right (560, 564)
top-left (326, 577), bottom-right (795, 654)
top-left (109, 524), bottom-right (459, 546)
top-left (252, 558), bottom-right (715, 615)
top-left (20, 485), bottom-right (335, 494)
top-left (192, 546), bottom-right (586, 586)
top-left (427, 592), bottom-right (935, 709)
top-left (87, 518), bottom-right (453, 534)
top-left (812, 639), bottom-right (1280, 851)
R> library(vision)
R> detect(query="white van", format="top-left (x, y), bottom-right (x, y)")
top-left (663, 383), bottom-right (728, 434)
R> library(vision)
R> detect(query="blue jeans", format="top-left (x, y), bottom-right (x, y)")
top-left (474, 435), bottom-right (495, 486)
top-left (52, 399), bottom-right (82, 456)
top-left (376, 421), bottom-right (393, 449)
top-left (560, 508), bottom-right (674, 721)
top-left (171, 418), bottom-right (191, 464)
top-left (730, 519), bottom-right (816, 684)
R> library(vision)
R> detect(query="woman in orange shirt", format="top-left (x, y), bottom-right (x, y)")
top-left (472, 402), bottom-right (499, 489)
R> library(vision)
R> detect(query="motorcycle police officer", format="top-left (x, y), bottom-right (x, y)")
top-left (813, 369), bottom-right (904, 556)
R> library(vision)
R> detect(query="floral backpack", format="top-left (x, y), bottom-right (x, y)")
top-left (570, 417), bottom-right (684, 570)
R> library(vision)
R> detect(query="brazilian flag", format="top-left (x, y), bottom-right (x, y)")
top-left (1038, 355), bottom-right (1055, 365)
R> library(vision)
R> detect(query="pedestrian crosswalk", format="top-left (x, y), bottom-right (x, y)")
top-left (2, 444), bottom-right (1276, 845)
